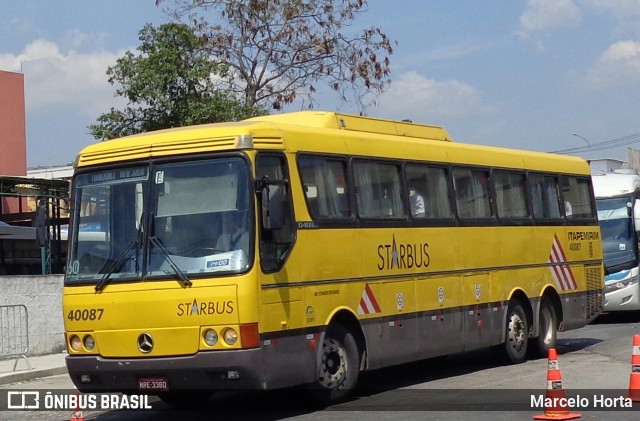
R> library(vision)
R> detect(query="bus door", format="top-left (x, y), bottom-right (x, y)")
top-left (255, 153), bottom-right (308, 387)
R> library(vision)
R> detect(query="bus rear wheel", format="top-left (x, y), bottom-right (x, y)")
top-left (311, 324), bottom-right (360, 404)
top-left (502, 301), bottom-right (529, 364)
top-left (531, 296), bottom-right (557, 358)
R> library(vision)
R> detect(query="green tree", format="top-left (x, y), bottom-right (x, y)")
top-left (89, 23), bottom-right (264, 141)
top-left (155, 0), bottom-right (394, 111)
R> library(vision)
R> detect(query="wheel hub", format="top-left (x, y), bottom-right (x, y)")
top-left (318, 337), bottom-right (347, 388)
top-left (508, 314), bottom-right (526, 351)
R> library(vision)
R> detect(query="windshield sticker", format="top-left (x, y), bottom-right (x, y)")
top-left (207, 259), bottom-right (230, 268)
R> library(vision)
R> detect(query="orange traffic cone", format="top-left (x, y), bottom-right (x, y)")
top-left (533, 348), bottom-right (581, 420)
top-left (69, 392), bottom-right (85, 421)
top-left (629, 334), bottom-right (640, 402)
top-left (69, 408), bottom-right (85, 421)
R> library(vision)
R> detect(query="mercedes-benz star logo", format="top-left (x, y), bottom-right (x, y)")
top-left (137, 333), bottom-right (154, 353)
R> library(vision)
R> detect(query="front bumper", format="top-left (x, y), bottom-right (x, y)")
top-left (604, 283), bottom-right (640, 311)
top-left (66, 348), bottom-right (263, 393)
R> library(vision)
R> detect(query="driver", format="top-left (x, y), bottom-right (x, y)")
top-left (216, 212), bottom-right (249, 253)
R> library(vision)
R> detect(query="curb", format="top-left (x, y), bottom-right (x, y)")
top-left (0, 366), bottom-right (68, 386)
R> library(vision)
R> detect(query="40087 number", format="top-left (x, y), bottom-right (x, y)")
top-left (67, 308), bottom-right (104, 321)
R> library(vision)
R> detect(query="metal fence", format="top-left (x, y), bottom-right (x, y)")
top-left (0, 304), bottom-right (31, 371)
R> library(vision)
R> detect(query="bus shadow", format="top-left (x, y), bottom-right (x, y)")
top-left (89, 339), bottom-right (604, 420)
top-left (590, 311), bottom-right (640, 324)
top-left (359, 334), bottom-right (601, 388)
top-left (556, 337), bottom-right (603, 354)
top-left (87, 352), bottom-right (505, 420)
top-left (354, 349), bottom-right (501, 392)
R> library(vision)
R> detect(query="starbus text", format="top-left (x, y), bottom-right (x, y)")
top-left (177, 299), bottom-right (234, 316)
top-left (377, 237), bottom-right (430, 270)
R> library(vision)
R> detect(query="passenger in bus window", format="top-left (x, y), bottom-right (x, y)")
top-left (565, 201), bottom-right (573, 218)
top-left (409, 188), bottom-right (426, 217)
top-left (216, 213), bottom-right (249, 253)
top-left (382, 189), bottom-right (393, 216)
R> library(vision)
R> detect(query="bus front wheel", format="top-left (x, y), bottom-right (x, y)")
top-left (312, 324), bottom-right (360, 403)
top-left (502, 301), bottom-right (529, 364)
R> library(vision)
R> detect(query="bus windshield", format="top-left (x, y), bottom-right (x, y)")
top-left (596, 195), bottom-right (637, 273)
top-left (66, 157), bottom-right (252, 284)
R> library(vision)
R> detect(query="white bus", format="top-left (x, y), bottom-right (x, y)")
top-left (592, 171), bottom-right (640, 311)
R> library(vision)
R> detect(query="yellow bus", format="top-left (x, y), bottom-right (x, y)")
top-left (63, 111), bottom-right (603, 405)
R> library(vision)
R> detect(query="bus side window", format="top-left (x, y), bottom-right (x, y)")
top-left (453, 167), bottom-right (493, 219)
top-left (530, 174), bottom-right (561, 220)
top-left (353, 160), bottom-right (405, 219)
top-left (561, 176), bottom-right (596, 220)
top-left (405, 164), bottom-right (453, 220)
top-left (298, 155), bottom-right (351, 219)
top-left (493, 170), bottom-right (528, 219)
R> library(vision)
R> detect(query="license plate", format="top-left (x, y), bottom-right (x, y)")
top-left (138, 377), bottom-right (169, 391)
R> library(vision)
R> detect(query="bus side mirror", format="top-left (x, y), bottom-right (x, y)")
top-left (634, 199), bottom-right (640, 232)
top-left (262, 184), bottom-right (284, 230)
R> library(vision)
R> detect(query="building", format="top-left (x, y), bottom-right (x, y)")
top-left (589, 158), bottom-right (625, 174)
top-left (27, 165), bottom-right (74, 181)
top-left (0, 70), bottom-right (69, 274)
top-left (0, 70), bottom-right (28, 214)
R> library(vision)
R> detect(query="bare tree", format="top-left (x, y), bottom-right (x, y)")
top-left (155, 0), bottom-right (394, 111)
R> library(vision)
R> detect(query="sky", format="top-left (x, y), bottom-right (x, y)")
top-left (2, 0), bottom-right (640, 168)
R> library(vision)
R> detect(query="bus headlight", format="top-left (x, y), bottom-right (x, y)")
top-left (69, 335), bottom-right (82, 352)
top-left (203, 329), bottom-right (218, 346)
top-left (605, 274), bottom-right (639, 294)
top-left (223, 328), bottom-right (238, 346)
top-left (83, 335), bottom-right (96, 351)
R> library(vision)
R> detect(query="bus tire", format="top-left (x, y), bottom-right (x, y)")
top-left (531, 296), bottom-right (557, 358)
top-left (310, 324), bottom-right (360, 404)
top-left (502, 301), bottom-right (529, 364)
top-left (157, 391), bottom-right (212, 409)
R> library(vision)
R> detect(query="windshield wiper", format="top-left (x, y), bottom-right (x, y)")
top-left (95, 239), bottom-right (139, 292)
top-left (149, 235), bottom-right (192, 287)
top-left (95, 214), bottom-right (145, 292)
